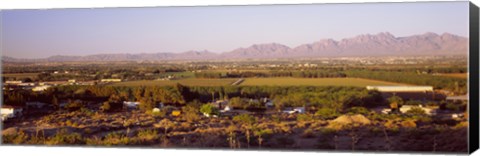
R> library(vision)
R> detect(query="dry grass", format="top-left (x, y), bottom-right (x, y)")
top-left (436, 73), bottom-right (468, 79)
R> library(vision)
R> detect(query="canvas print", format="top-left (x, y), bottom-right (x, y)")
top-left (0, 1), bottom-right (470, 153)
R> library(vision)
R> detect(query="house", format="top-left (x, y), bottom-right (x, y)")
top-left (101, 79), bottom-right (122, 82)
top-left (213, 100), bottom-right (229, 109)
top-left (26, 101), bottom-right (47, 109)
top-left (399, 105), bottom-right (437, 116)
top-left (381, 108), bottom-right (392, 114)
top-left (220, 105), bottom-right (232, 113)
top-left (446, 94), bottom-right (468, 102)
top-left (366, 86), bottom-right (442, 101)
top-left (282, 107), bottom-right (306, 114)
top-left (1, 105), bottom-right (23, 121)
top-left (32, 85), bottom-right (51, 92)
top-left (123, 101), bottom-right (140, 109)
top-left (5, 80), bottom-right (23, 84)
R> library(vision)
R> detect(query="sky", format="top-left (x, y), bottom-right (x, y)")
top-left (1, 1), bottom-right (470, 59)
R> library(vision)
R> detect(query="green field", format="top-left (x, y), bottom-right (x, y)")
top-left (239, 77), bottom-right (408, 87)
top-left (111, 77), bottom-right (408, 87)
top-left (3, 73), bottom-right (39, 79)
top-left (110, 78), bottom-right (237, 87)
top-left (437, 73), bottom-right (468, 79)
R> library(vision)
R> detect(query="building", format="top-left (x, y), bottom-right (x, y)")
top-left (446, 94), bottom-right (468, 102)
top-left (101, 79), bottom-right (122, 82)
top-left (366, 86), bottom-right (433, 92)
top-left (1, 105), bottom-right (23, 121)
top-left (366, 86), bottom-right (443, 101)
top-left (5, 80), bottom-right (23, 84)
top-left (399, 105), bottom-right (437, 116)
top-left (282, 107), bottom-right (306, 114)
top-left (123, 101), bottom-right (140, 109)
top-left (32, 85), bottom-right (51, 92)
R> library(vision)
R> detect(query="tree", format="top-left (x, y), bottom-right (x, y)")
top-left (101, 94), bottom-right (124, 112)
top-left (182, 105), bottom-right (200, 122)
top-left (233, 114), bottom-right (257, 148)
top-left (387, 95), bottom-right (403, 111)
top-left (229, 97), bottom-right (245, 109)
top-left (158, 119), bottom-right (175, 135)
top-left (253, 128), bottom-right (273, 148)
top-left (406, 107), bottom-right (426, 116)
top-left (51, 95), bottom-right (59, 109)
top-left (199, 104), bottom-right (219, 116)
top-left (315, 107), bottom-right (339, 120)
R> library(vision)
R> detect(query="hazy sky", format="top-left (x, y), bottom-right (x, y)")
top-left (1, 1), bottom-right (469, 58)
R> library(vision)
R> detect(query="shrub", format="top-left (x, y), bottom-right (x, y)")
top-left (65, 101), bottom-right (84, 111)
top-left (384, 120), bottom-right (399, 133)
top-left (347, 107), bottom-right (370, 115)
top-left (315, 108), bottom-right (339, 119)
top-left (151, 109), bottom-right (167, 118)
top-left (270, 114), bottom-right (281, 123)
top-left (2, 131), bottom-right (29, 144)
top-left (182, 105), bottom-right (200, 122)
top-left (45, 129), bottom-right (84, 145)
top-left (200, 104), bottom-right (219, 116)
top-left (296, 114), bottom-right (314, 122)
top-left (137, 129), bottom-right (158, 141)
top-left (101, 132), bottom-right (130, 146)
top-left (405, 107), bottom-right (426, 116)
top-left (319, 128), bottom-right (336, 135)
top-left (400, 120), bottom-right (417, 128)
top-left (301, 129), bottom-right (315, 138)
top-left (233, 114), bottom-right (256, 126)
top-left (446, 103), bottom-right (460, 111)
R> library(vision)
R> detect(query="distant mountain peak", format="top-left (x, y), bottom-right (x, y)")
top-left (3, 32), bottom-right (467, 62)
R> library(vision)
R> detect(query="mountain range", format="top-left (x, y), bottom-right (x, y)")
top-left (2, 32), bottom-right (468, 62)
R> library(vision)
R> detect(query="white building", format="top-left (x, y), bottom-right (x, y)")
top-left (101, 79), bottom-right (122, 82)
top-left (366, 86), bottom-right (433, 92)
top-left (399, 105), bottom-right (437, 116)
top-left (32, 85), bottom-right (51, 92)
top-left (283, 107), bottom-right (306, 114)
top-left (5, 80), bottom-right (23, 84)
top-left (123, 101), bottom-right (140, 109)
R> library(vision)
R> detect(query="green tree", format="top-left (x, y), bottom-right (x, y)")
top-left (315, 107), bottom-right (339, 120)
top-left (200, 104), bottom-right (219, 116)
top-left (387, 95), bottom-right (403, 111)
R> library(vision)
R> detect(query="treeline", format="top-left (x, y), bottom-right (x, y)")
top-left (4, 85), bottom-right (386, 113)
top-left (189, 86), bottom-right (385, 111)
top-left (345, 70), bottom-right (467, 94)
top-left (194, 71), bottom-right (347, 79)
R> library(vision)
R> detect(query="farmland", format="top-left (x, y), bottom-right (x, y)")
top-left (239, 77), bottom-right (408, 87)
top-left (3, 73), bottom-right (38, 79)
top-left (437, 73), bottom-right (468, 79)
top-left (110, 77), bottom-right (408, 87)
top-left (110, 78), bottom-right (238, 87)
